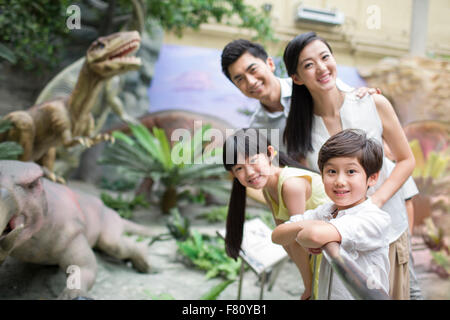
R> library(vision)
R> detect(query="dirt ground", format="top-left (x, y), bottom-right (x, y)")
top-left (0, 180), bottom-right (448, 300)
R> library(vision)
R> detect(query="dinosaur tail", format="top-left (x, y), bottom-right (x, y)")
top-left (122, 219), bottom-right (154, 238)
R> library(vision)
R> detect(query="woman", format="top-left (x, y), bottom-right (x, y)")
top-left (282, 32), bottom-right (416, 299)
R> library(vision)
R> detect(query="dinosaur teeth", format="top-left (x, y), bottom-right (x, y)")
top-left (109, 40), bottom-right (140, 60)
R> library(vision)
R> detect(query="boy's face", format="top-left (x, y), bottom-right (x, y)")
top-left (227, 52), bottom-right (277, 101)
top-left (322, 156), bottom-right (379, 210)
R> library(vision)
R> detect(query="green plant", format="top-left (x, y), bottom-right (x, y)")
top-left (0, 118), bottom-right (23, 160)
top-left (198, 206), bottom-right (229, 223)
top-left (430, 250), bottom-right (450, 279)
top-left (99, 123), bottom-right (228, 213)
top-left (0, 0), bottom-right (274, 71)
top-left (99, 176), bottom-right (138, 192)
top-left (143, 279), bottom-right (234, 300)
top-left (0, 0), bottom-right (71, 70)
top-left (100, 192), bottom-right (149, 219)
top-left (166, 208), bottom-right (191, 241)
top-left (176, 230), bottom-right (241, 280)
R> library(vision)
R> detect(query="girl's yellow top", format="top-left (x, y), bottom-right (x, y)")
top-left (263, 166), bottom-right (328, 300)
top-left (263, 166), bottom-right (330, 221)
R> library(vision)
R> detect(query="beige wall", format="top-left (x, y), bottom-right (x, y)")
top-left (163, 0), bottom-right (450, 67)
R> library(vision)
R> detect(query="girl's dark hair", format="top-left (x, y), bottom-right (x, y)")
top-left (222, 128), bottom-right (317, 259)
top-left (283, 32), bottom-right (333, 159)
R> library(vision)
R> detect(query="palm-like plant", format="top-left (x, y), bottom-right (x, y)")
top-left (0, 117), bottom-right (23, 160)
top-left (99, 123), bottom-right (229, 213)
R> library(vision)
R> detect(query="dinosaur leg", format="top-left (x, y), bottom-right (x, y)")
top-left (37, 148), bottom-right (66, 184)
top-left (57, 234), bottom-right (98, 299)
top-left (3, 111), bottom-right (35, 161)
top-left (96, 207), bottom-right (151, 273)
top-left (38, 147), bottom-right (56, 171)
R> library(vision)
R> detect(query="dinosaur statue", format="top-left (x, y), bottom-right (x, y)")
top-left (0, 160), bottom-right (153, 299)
top-left (358, 56), bottom-right (450, 126)
top-left (0, 31), bottom-right (142, 181)
top-left (34, 1), bottom-right (163, 178)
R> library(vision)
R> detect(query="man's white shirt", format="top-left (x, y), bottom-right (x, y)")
top-left (248, 77), bottom-right (354, 153)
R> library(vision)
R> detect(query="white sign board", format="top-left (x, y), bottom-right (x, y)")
top-left (218, 218), bottom-right (288, 275)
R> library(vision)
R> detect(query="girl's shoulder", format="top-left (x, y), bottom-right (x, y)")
top-left (281, 166), bottom-right (319, 180)
top-left (280, 167), bottom-right (314, 193)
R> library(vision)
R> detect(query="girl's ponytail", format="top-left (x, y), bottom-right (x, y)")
top-left (225, 178), bottom-right (247, 259)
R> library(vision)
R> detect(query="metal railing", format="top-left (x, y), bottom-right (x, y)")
top-left (316, 242), bottom-right (391, 300)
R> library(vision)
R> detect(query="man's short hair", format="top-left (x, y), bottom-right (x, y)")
top-left (221, 39), bottom-right (268, 81)
top-left (317, 129), bottom-right (383, 178)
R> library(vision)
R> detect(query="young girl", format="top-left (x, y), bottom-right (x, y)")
top-left (222, 128), bottom-right (329, 300)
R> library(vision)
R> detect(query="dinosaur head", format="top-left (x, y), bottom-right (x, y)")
top-left (0, 161), bottom-right (46, 262)
top-left (86, 31), bottom-right (142, 78)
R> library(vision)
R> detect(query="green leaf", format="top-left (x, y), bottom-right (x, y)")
top-left (0, 42), bottom-right (16, 64)
top-left (130, 124), bottom-right (165, 165)
top-left (0, 141), bottom-right (24, 160)
top-left (112, 131), bottom-right (135, 145)
top-left (153, 126), bottom-right (173, 169)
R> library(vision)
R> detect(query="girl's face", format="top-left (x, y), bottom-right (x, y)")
top-left (231, 148), bottom-right (275, 189)
top-left (291, 40), bottom-right (338, 92)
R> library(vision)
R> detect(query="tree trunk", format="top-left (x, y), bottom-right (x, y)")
top-left (161, 186), bottom-right (177, 214)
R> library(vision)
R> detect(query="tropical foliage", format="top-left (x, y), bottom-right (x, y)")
top-left (0, 0), bottom-right (274, 70)
top-left (0, 118), bottom-right (23, 160)
top-left (99, 123), bottom-right (228, 213)
top-left (176, 230), bottom-right (241, 280)
top-left (100, 192), bottom-right (149, 219)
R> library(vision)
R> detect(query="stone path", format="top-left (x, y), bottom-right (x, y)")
top-left (0, 181), bottom-right (448, 300)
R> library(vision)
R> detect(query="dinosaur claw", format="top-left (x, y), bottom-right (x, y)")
top-left (48, 172), bottom-right (57, 182)
top-left (56, 176), bottom-right (66, 185)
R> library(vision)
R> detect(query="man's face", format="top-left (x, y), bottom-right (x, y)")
top-left (227, 52), bottom-right (277, 101)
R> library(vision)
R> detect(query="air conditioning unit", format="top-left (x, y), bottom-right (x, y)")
top-left (296, 6), bottom-right (345, 26)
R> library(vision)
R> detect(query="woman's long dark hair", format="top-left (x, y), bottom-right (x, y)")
top-left (283, 32), bottom-right (333, 159)
top-left (222, 128), bottom-right (318, 259)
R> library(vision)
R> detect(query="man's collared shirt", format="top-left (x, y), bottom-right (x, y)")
top-left (248, 77), bottom-right (354, 153)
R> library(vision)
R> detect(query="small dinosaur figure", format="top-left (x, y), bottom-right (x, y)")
top-left (0, 160), bottom-right (152, 299)
top-left (0, 31), bottom-right (142, 181)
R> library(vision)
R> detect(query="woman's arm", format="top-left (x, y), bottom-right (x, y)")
top-left (371, 94), bottom-right (416, 208)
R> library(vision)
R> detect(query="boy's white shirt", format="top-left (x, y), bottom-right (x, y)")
top-left (286, 197), bottom-right (391, 300)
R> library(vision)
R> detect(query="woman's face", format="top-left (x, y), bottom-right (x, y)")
top-left (291, 40), bottom-right (338, 92)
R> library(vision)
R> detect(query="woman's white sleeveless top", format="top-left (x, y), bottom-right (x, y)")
top-left (306, 92), bottom-right (409, 243)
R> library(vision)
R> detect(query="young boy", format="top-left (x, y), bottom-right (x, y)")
top-left (272, 129), bottom-right (391, 299)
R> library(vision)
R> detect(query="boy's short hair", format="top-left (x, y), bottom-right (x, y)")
top-left (221, 39), bottom-right (268, 81)
top-left (318, 129), bottom-right (383, 178)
